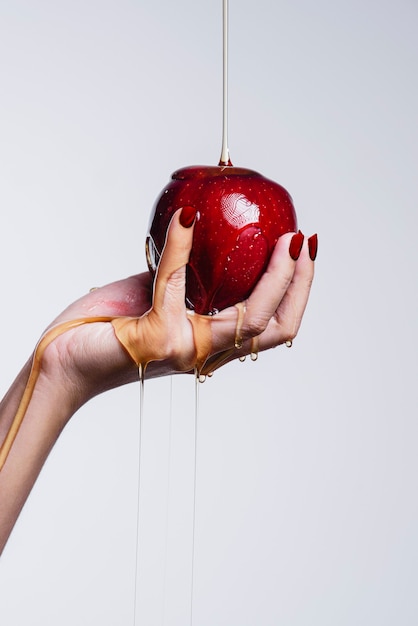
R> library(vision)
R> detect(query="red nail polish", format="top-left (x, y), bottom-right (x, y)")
top-left (289, 232), bottom-right (304, 260)
top-left (308, 234), bottom-right (318, 261)
top-left (179, 205), bottom-right (197, 228)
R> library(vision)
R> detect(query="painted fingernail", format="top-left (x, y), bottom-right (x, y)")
top-left (289, 232), bottom-right (304, 260)
top-left (179, 205), bottom-right (197, 228)
top-left (308, 234), bottom-right (318, 261)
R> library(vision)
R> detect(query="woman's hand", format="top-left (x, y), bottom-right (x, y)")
top-left (41, 209), bottom-right (316, 409)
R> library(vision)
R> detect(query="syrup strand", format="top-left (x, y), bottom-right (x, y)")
top-left (190, 369), bottom-right (200, 625)
top-left (0, 316), bottom-right (115, 472)
top-left (161, 376), bottom-right (174, 626)
top-left (250, 336), bottom-right (259, 361)
top-left (219, 0), bottom-right (232, 166)
top-left (133, 365), bottom-right (145, 626)
top-left (234, 301), bottom-right (246, 349)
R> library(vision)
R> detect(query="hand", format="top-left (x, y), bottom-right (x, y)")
top-left (39, 209), bottom-right (316, 408)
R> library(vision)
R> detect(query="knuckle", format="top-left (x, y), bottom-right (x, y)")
top-left (275, 267), bottom-right (294, 293)
top-left (303, 273), bottom-right (314, 291)
top-left (272, 313), bottom-right (298, 344)
top-left (165, 331), bottom-right (196, 372)
top-left (166, 268), bottom-right (186, 293)
top-left (244, 314), bottom-right (268, 338)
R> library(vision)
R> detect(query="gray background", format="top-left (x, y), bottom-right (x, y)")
top-left (0, 0), bottom-right (417, 624)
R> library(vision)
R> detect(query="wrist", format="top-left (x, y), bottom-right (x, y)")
top-left (33, 346), bottom-right (82, 427)
top-left (0, 357), bottom-right (75, 553)
top-left (38, 319), bottom-right (139, 410)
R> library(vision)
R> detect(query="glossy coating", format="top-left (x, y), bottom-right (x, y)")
top-left (146, 165), bottom-right (298, 315)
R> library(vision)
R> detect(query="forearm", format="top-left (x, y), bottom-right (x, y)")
top-left (0, 359), bottom-right (75, 554)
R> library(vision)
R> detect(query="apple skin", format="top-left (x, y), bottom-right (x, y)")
top-left (146, 165), bottom-right (298, 315)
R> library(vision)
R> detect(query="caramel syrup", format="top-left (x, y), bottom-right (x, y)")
top-left (234, 301), bottom-right (246, 349)
top-left (250, 336), bottom-right (259, 361)
top-left (133, 365), bottom-right (145, 626)
top-left (0, 316), bottom-right (115, 471)
top-left (219, 0), bottom-right (231, 167)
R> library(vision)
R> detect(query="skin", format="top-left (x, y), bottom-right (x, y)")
top-left (0, 210), bottom-right (315, 554)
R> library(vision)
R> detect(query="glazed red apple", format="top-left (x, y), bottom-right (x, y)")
top-left (146, 164), bottom-right (297, 315)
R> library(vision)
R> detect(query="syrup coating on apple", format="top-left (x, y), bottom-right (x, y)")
top-left (146, 165), bottom-right (298, 315)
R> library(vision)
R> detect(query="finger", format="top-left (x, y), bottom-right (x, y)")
top-left (152, 207), bottom-right (196, 314)
top-left (257, 236), bottom-right (315, 348)
top-left (206, 232), bottom-right (315, 358)
top-left (241, 232), bottom-right (299, 338)
top-left (202, 232), bottom-right (297, 351)
top-left (202, 232), bottom-right (298, 349)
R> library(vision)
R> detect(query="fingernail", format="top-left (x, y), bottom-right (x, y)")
top-left (308, 234), bottom-right (318, 261)
top-left (289, 232), bottom-right (304, 260)
top-left (179, 205), bottom-right (197, 228)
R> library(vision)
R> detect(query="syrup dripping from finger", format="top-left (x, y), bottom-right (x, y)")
top-left (133, 365), bottom-right (145, 626)
top-left (250, 336), bottom-right (259, 361)
top-left (189, 369), bottom-right (201, 626)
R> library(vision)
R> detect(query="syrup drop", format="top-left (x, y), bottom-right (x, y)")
top-left (250, 336), bottom-right (259, 361)
top-left (285, 340), bottom-right (293, 348)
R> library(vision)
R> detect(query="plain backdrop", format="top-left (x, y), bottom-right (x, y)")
top-left (0, 0), bottom-right (417, 624)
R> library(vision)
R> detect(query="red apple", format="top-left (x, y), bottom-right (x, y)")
top-left (146, 164), bottom-right (297, 315)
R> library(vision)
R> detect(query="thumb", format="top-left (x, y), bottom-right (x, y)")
top-left (152, 206), bottom-right (197, 314)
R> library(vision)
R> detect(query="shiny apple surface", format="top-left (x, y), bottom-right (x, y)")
top-left (146, 165), bottom-right (297, 315)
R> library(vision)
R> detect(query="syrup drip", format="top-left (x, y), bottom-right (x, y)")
top-left (239, 355), bottom-right (246, 362)
top-left (250, 336), bottom-right (259, 361)
top-left (198, 347), bottom-right (232, 378)
top-left (133, 364), bottom-right (145, 626)
top-left (234, 301), bottom-right (246, 349)
top-left (161, 376), bottom-right (174, 626)
top-left (190, 369), bottom-right (200, 626)
top-left (285, 340), bottom-right (293, 348)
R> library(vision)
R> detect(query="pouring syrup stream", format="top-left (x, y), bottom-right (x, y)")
top-left (219, 0), bottom-right (232, 167)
